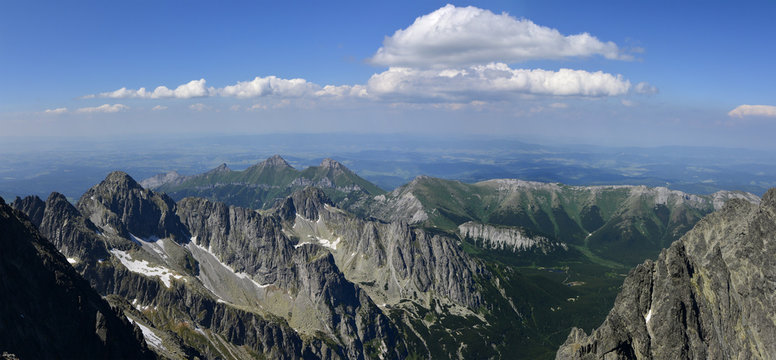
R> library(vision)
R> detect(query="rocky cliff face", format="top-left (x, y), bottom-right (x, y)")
top-left (78, 171), bottom-right (188, 242)
top-left (0, 197), bottom-right (155, 359)
top-left (557, 188), bottom-right (776, 359)
top-left (280, 187), bottom-right (485, 310)
top-left (458, 221), bottom-right (567, 253)
top-left (14, 173), bottom-right (410, 359)
top-left (176, 194), bottom-right (406, 359)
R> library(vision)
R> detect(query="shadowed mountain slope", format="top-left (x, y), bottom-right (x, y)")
top-left (0, 197), bottom-right (155, 359)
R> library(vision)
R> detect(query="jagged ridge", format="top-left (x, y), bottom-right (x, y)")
top-left (557, 188), bottom-right (776, 359)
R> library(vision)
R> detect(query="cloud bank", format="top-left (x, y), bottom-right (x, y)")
top-left (91, 79), bottom-right (209, 99)
top-left (367, 63), bottom-right (631, 101)
top-left (76, 104), bottom-right (129, 113)
top-left (371, 4), bottom-right (629, 67)
top-left (87, 64), bottom-right (640, 105)
top-left (44, 107), bottom-right (68, 114)
top-left (77, 4), bottom-right (652, 110)
top-left (728, 105), bottom-right (776, 118)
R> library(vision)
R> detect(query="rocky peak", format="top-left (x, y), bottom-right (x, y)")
top-left (557, 187), bottom-right (776, 359)
top-left (138, 170), bottom-right (185, 189)
top-left (11, 195), bottom-right (45, 227)
top-left (102, 171), bottom-right (143, 191)
top-left (320, 158), bottom-right (347, 171)
top-left (78, 172), bottom-right (188, 241)
top-left (205, 163), bottom-right (230, 174)
top-left (278, 187), bottom-right (334, 221)
top-left (44, 192), bottom-right (82, 220)
top-left (761, 187), bottom-right (776, 209)
top-left (261, 154), bottom-right (291, 168)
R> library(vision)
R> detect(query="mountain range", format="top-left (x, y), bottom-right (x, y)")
top-left (1, 155), bottom-right (770, 359)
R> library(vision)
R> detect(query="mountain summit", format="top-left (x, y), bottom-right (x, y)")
top-left (557, 188), bottom-right (776, 359)
top-left (143, 154), bottom-right (384, 210)
top-left (262, 154), bottom-right (292, 168)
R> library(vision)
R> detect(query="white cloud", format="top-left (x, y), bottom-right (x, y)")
top-left (366, 63), bottom-right (631, 101)
top-left (91, 79), bottom-right (210, 99)
top-left (78, 66), bottom-right (635, 107)
top-left (370, 4), bottom-right (629, 67)
top-left (621, 99), bottom-right (637, 107)
top-left (314, 84), bottom-right (369, 98)
top-left (44, 107), bottom-right (68, 114)
top-left (218, 76), bottom-right (317, 98)
top-left (189, 103), bottom-right (210, 111)
top-left (634, 82), bottom-right (658, 95)
top-left (728, 105), bottom-right (776, 118)
top-left (549, 102), bottom-right (568, 109)
top-left (76, 104), bottom-right (128, 113)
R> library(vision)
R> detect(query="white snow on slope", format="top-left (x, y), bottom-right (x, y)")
top-left (127, 316), bottom-right (165, 351)
top-left (66, 257), bottom-right (78, 264)
top-left (110, 249), bottom-right (182, 288)
top-left (645, 308), bottom-right (653, 324)
top-left (130, 233), bottom-right (169, 260)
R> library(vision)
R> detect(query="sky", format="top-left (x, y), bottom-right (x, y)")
top-left (1, 1), bottom-right (775, 149)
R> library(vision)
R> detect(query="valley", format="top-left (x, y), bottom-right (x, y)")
top-left (2, 155), bottom-right (762, 358)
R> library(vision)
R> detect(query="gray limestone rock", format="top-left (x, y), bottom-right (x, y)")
top-left (557, 188), bottom-right (776, 359)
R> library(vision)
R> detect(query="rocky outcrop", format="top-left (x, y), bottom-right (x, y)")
top-left (16, 173), bottom-right (407, 359)
top-left (78, 171), bottom-right (189, 242)
top-left (10, 195), bottom-right (45, 226)
top-left (139, 170), bottom-right (187, 189)
top-left (283, 188), bottom-right (486, 310)
top-left (177, 194), bottom-right (407, 358)
top-left (278, 187), bottom-right (335, 222)
top-left (176, 196), bottom-right (295, 286)
top-left (557, 188), bottom-right (776, 359)
top-left (458, 221), bottom-right (567, 253)
top-left (0, 197), bottom-right (155, 359)
top-left (13, 193), bottom-right (110, 263)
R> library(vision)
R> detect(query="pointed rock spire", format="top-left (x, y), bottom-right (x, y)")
top-left (320, 158), bottom-right (341, 169)
top-left (261, 155), bottom-right (291, 168)
top-left (205, 163), bottom-right (231, 174)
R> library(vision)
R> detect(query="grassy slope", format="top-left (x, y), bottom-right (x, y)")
top-left (403, 178), bottom-right (715, 266)
top-left (385, 178), bottom-right (721, 358)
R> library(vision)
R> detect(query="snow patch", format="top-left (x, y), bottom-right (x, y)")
top-left (66, 257), bottom-right (78, 264)
top-left (132, 298), bottom-right (153, 312)
top-left (130, 233), bottom-right (168, 260)
top-left (645, 308), bottom-right (653, 324)
top-left (318, 237), bottom-right (341, 250)
top-left (296, 236), bottom-right (341, 250)
top-left (127, 316), bottom-right (165, 351)
top-left (110, 249), bottom-right (182, 288)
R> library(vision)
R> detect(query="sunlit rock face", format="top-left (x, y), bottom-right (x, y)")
top-left (557, 189), bottom-right (776, 359)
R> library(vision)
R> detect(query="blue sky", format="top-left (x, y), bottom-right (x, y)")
top-left (2, 1), bottom-right (775, 148)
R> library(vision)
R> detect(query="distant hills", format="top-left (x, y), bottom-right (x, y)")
top-left (366, 176), bottom-right (759, 266)
top-left (144, 158), bottom-right (759, 267)
top-left (143, 155), bottom-right (384, 211)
